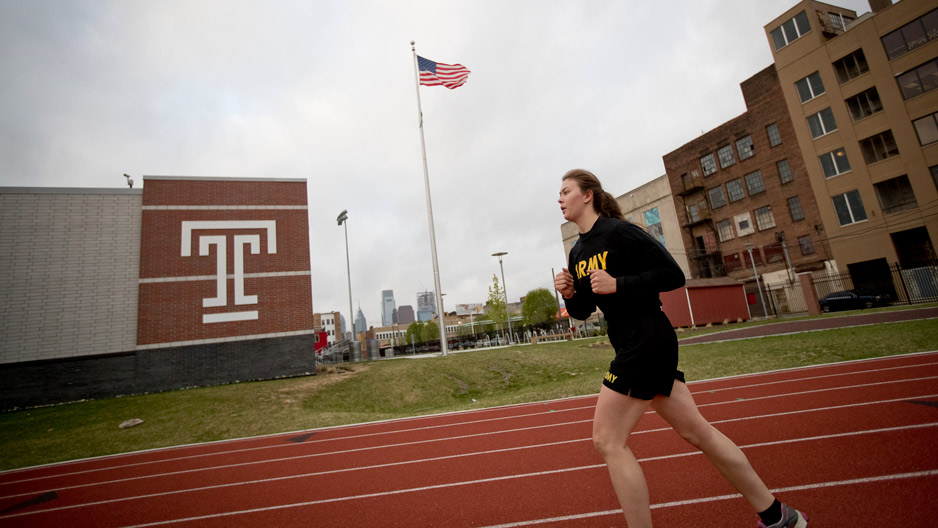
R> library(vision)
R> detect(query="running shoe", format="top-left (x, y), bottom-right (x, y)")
top-left (757, 503), bottom-right (807, 528)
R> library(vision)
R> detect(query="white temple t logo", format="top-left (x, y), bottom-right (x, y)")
top-left (181, 221), bottom-right (277, 324)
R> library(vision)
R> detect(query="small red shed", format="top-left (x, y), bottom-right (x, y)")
top-left (660, 277), bottom-right (750, 328)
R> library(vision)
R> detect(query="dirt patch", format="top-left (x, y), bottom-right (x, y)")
top-left (581, 341), bottom-right (612, 349)
top-left (267, 364), bottom-right (369, 405)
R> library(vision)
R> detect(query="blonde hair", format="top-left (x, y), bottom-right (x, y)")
top-left (561, 169), bottom-right (624, 221)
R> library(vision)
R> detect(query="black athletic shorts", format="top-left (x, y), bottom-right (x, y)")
top-left (601, 309), bottom-right (685, 400)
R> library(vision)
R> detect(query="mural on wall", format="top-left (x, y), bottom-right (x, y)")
top-left (643, 207), bottom-right (665, 246)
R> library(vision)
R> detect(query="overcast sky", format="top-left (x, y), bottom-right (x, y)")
top-left (0, 0), bottom-right (873, 327)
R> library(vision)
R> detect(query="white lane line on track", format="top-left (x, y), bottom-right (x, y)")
top-left (91, 445), bottom-right (938, 527)
top-left (477, 470), bottom-right (938, 528)
top-left (680, 316), bottom-right (938, 346)
top-left (693, 360), bottom-right (938, 395)
top-left (4, 391), bottom-right (936, 502)
top-left (695, 374), bottom-right (938, 410)
top-left (3, 371), bottom-right (937, 494)
top-left (3, 417), bottom-right (936, 520)
top-left (3, 351), bottom-right (935, 483)
top-left (0, 405), bottom-right (596, 488)
top-left (4, 364), bottom-right (935, 490)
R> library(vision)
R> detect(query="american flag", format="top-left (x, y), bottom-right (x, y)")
top-left (417, 56), bottom-right (471, 89)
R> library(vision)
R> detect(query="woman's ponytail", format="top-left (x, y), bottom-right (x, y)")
top-left (599, 191), bottom-right (625, 221)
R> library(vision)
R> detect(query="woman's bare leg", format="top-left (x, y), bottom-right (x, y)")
top-left (651, 380), bottom-right (775, 512)
top-left (592, 385), bottom-right (655, 527)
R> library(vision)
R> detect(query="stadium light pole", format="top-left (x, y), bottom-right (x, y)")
top-left (337, 210), bottom-right (355, 352)
top-left (492, 252), bottom-right (514, 344)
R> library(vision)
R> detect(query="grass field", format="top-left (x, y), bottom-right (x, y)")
top-left (1, 316), bottom-right (937, 472)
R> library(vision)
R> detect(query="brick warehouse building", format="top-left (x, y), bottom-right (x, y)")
top-left (0, 177), bottom-right (316, 410)
top-left (663, 65), bottom-right (835, 316)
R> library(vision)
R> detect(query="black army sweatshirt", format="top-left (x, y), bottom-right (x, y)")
top-left (564, 216), bottom-right (685, 331)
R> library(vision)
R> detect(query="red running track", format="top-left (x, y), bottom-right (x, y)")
top-left (2, 351), bottom-right (938, 527)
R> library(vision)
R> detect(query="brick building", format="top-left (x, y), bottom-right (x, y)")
top-left (0, 177), bottom-right (316, 409)
top-left (767, 0), bottom-right (938, 284)
top-left (663, 65), bottom-right (836, 307)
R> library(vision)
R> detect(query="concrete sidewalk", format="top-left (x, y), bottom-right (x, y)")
top-left (678, 306), bottom-right (938, 345)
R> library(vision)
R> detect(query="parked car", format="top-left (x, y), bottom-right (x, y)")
top-left (818, 290), bottom-right (889, 312)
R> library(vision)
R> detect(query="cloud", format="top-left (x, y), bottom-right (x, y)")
top-left (0, 0), bottom-right (873, 326)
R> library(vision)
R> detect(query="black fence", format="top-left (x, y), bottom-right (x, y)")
top-left (759, 260), bottom-right (938, 318)
top-left (813, 261), bottom-right (938, 306)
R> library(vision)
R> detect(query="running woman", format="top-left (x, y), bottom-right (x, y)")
top-left (554, 169), bottom-right (807, 528)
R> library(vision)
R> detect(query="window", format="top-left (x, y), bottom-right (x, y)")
top-left (764, 243), bottom-right (785, 263)
top-left (771, 10), bottom-right (811, 50)
top-left (845, 87), bottom-right (883, 121)
top-left (724, 252), bottom-right (743, 273)
top-left (859, 130), bottom-right (899, 164)
top-left (700, 153), bottom-right (718, 176)
top-left (766, 123), bottom-right (782, 146)
top-left (819, 147), bottom-right (851, 178)
top-left (799, 235), bottom-right (815, 255)
top-left (708, 186), bottom-right (727, 208)
top-left (932, 165), bottom-right (938, 192)
top-left (882, 8), bottom-right (938, 60)
top-left (736, 135), bottom-right (754, 160)
top-left (832, 190), bottom-right (867, 226)
top-left (743, 249), bottom-right (763, 267)
top-left (735, 212), bottom-right (755, 237)
top-left (795, 71), bottom-right (825, 103)
top-left (897, 58), bottom-right (938, 100)
top-left (778, 159), bottom-right (794, 184)
top-left (787, 196), bottom-right (805, 221)
top-left (807, 107), bottom-right (837, 138)
top-left (874, 175), bottom-right (918, 215)
top-left (726, 178), bottom-right (746, 202)
top-left (716, 219), bottom-right (735, 242)
top-left (745, 170), bottom-right (766, 195)
top-left (717, 144), bottom-right (736, 168)
top-left (913, 112), bottom-right (938, 145)
top-left (833, 49), bottom-right (869, 84)
top-left (830, 12), bottom-right (854, 32)
top-left (754, 206), bottom-right (776, 231)
top-left (687, 203), bottom-right (700, 223)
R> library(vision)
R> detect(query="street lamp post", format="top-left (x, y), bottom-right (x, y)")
top-left (337, 210), bottom-right (356, 358)
top-left (492, 252), bottom-right (514, 344)
top-left (745, 243), bottom-right (769, 318)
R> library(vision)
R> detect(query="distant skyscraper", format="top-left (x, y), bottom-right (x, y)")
top-left (381, 290), bottom-right (396, 326)
top-left (416, 291), bottom-right (435, 322)
top-left (354, 307), bottom-right (367, 334)
top-left (397, 305), bottom-right (415, 325)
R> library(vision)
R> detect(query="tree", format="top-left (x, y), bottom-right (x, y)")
top-left (426, 320), bottom-right (441, 341)
top-left (405, 320), bottom-right (440, 344)
top-left (405, 321), bottom-right (425, 344)
top-left (487, 274), bottom-right (507, 334)
top-left (522, 288), bottom-right (558, 329)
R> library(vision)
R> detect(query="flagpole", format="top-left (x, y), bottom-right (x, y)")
top-left (411, 40), bottom-right (449, 357)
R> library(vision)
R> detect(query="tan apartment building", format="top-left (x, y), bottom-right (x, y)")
top-left (767, 0), bottom-right (938, 285)
top-left (662, 65), bottom-right (835, 294)
top-left (560, 174), bottom-right (691, 277)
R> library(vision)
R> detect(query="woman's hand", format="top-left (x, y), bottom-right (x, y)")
top-left (587, 269), bottom-right (617, 295)
top-left (554, 268), bottom-right (575, 298)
